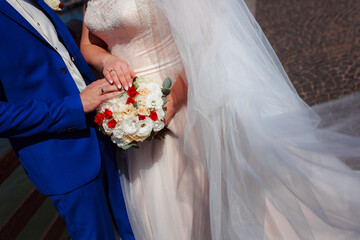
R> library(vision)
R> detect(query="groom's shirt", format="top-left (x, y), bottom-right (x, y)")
top-left (6, 0), bottom-right (86, 92)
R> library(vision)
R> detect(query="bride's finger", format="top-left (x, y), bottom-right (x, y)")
top-left (121, 65), bottom-right (133, 88)
top-left (109, 69), bottom-right (122, 90)
top-left (103, 69), bottom-right (115, 85)
top-left (116, 67), bottom-right (129, 90)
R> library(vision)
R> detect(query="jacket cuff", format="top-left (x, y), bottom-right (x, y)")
top-left (62, 95), bottom-right (88, 132)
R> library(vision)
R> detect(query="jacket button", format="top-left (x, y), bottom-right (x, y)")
top-left (61, 67), bottom-right (67, 74)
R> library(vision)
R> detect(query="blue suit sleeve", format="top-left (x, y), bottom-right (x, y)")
top-left (0, 95), bottom-right (88, 138)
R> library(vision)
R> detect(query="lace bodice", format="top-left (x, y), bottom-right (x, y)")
top-left (84, 0), bottom-right (183, 82)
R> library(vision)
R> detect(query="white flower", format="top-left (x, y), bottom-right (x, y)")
top-left (136, 76), bottom-right (152, 84)
top-left (113, 105), bottom-right (137, 122)
top-left (111, 135), bottom-right (127, 147)
top-left (121, 117), bottom-right (138, 135)
top-left (101, 118), bottom-right (122, 136)
top-left (138, 105), bottom-right (151, 116)
top-left (135, 95), bottom-right (146, 106)
top-left (111, 125), bottom-right (125, 139)
top-left (157, 108), bottom-right (166, 120)
top-left (145, 95), bottom-right (164, 109)
top-left (44, 0), bottom-right (63, 11)
top-left (136, 118), bottom-right (154, 137)
top-left (147, 82), bottom-right (163, 97)
top-left (153, 121), bottom-right (165, 132)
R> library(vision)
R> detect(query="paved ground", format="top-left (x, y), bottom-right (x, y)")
top-left (254, 0), bottom-right (360, 169)
top-left (255, 0), bottom-right (360, 106)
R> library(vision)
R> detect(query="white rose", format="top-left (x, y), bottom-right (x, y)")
top-left (121, 116), bottom-right (139, 135)
top-left (97, 93), bottom-right (125, 112)
top-left (136, 76), bottom-right (151, 84)
top-left (135, 95), bottom-right (147, 106)
top-left (136, 118), bottom-right (154, 137)
top-left (145, 95), bottom-right (163, 109)
top-left (138, 105), bottom-right (151, 116)
top-left (157, 108), bottom-right (166, 120)
top-left (146, 82), bottom-right (163, 98)
top-left (111, 126), bottom-right (125, 139)
top-left (153, 121), bottom-right (165, 132)
top-left (111, 135), bottom-right (127, 148)
top-left (44, 0), bottom-right (63, 11)
top-left (97, 102), bottom-right (111, 113)
top-left (113, 105), bottom-right (137, 122)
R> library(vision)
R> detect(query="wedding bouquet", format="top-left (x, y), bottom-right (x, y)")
top-left (94, 76), bottom-right (172, 149)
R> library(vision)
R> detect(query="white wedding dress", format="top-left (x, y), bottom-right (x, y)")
top-left (84, 0), bottom-right (211, 239)
top-left (85, 0), bottom-right (360, 239)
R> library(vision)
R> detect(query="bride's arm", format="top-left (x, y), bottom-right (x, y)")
top-left (80, 6), bottom-right (135, 90)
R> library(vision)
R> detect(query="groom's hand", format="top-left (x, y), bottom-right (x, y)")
top-left (80, 79), bottom-right (122, 113)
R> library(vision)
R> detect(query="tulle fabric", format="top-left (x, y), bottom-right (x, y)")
top-left (151, 0), bottom-right (360, 239)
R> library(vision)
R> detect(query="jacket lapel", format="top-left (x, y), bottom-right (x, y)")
top-left (0, 0), bottom-right (96, 84)
top-left (35, 0), bottom-right (96, 84)
top-left (0, 0), bottom-right (51, 48)
top-left (36, 0), bottom-right (76, 56)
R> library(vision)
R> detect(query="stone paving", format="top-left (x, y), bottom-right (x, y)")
top-left (255, 0), bottom-right (360, 169)
top-left (255, 0), bottom-right (360, 106)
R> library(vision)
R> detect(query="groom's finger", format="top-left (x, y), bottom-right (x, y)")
top-left (100, 91), bottom-right (122, 102)
top-left (102, 84), bottom-right (121, 94)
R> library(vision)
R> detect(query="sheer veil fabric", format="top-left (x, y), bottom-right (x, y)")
top-left (151, 0), bottom-right (360, 239)
top-left (85, 0), bottom-right (360, 239)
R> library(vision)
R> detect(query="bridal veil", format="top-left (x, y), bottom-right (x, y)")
top-left (125, 0), bottom-right (360, 239)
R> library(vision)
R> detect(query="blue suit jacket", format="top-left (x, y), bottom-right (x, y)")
top-left (0, 0), bottom-right (105, 195)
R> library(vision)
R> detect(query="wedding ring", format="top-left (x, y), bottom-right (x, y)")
top-left (101, 88), bottom-right (105, 94)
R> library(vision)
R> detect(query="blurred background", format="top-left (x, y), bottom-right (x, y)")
top-left (0, 0), bottom-right (359, 239)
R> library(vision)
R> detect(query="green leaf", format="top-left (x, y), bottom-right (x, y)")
top-left (162, 97), bottom-right (168, 107)
top-left (118, 91), bottom-right (125, 98)
top-left (133, 81), bottom-right (139, 89)
top-left (134, 101), bottom-right (138, 109)
top-left (161, 88), bottom-right (170, 96)
top-left (121, 142), bottom-right (139, 150)
top-left (162, 77), bottom-right (172, 89)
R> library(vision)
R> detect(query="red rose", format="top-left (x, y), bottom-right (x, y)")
top-left (103, 109), bottom-right (113, 119)
top-left (126, 97), bottom-right (135, 105)
top-left (149, 111), bottom-right (158, 121)
top-left (59, 1), bottom-right (64, 9)
top-left (127, 87), bottom-right (138, 98)
top-left (94, 113), bottom-right (104, 125)
top-left (107, 119), bottom-right (117, 129)
top-left (138, 115), bottom-right (146, 121)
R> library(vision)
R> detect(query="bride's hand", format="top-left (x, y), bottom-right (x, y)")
top-left (164, 76), bottom-right (188, 125)
top-left (164, 94), bottom-right (177, 126)
top-left (102, 55), bottom-right (136, 90)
